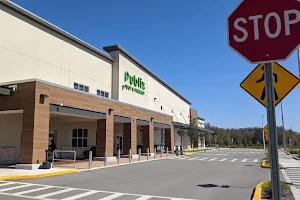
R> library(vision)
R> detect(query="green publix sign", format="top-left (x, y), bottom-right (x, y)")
top-left (124, 71), bottom-right (145, 95)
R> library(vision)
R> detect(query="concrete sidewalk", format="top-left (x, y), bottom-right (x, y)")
top-left (0, 166), bottom-right (77, 181)
top-left (279, 151), bottom-right (300, 200)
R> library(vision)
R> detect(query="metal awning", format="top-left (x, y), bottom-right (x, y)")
top-left (0, 87), bottom-right (10, 96)
top-left (114, 115), bottom-right (131, 123)
top-left (173, 121), bottom-right (188, 128)
top-left (136, 119), bottom-right (149, 126)
top-left (153, 122), bottom-right (171, 129)
top-left (50, 104), bottom-right (106, 119)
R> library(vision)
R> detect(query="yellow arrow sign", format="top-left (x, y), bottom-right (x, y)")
top-left (240, 63), bottom-right (299, 107)
top-left (264, 125), bottom-right (268, 142)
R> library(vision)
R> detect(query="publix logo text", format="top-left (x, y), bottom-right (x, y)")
top-left (124, 71), bottom-right (145, 95)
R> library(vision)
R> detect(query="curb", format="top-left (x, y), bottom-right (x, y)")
top-left (261, 160), bottom-right (284, 169)
top-left (252, 182), bottom-right (265, 200)
top-left (0, 169), bottom-right (78, 181)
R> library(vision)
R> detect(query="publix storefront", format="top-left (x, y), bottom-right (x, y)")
top-left (123, 71), bottom-right (145, 95)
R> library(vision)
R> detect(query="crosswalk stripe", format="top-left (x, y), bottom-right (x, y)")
top-left (14, 186), bottom-right (54, 195)
top-left (219, 158), bottom-right (227, 161)
top-left (61, 190), bottom-right (98, 200)
top-left (241, 159), bottom-right (247, 162)
top-left (0, 184), bottom-right (31, 192)
top-left (189, 157), bottom-right (199, 160)
top-left (198, 158), bottom-right (207, 160)
top-left (209, 158), bottom-right (217, 161)
top-left (230, 159), bottom-right (237, 162)
top-left (253, 159), bottom-right (258, 162)
top-left (36, 188), bottom-right (74, 198)
top-left (135, 196), bottom-right (152, 200)
top-left (98, 193), bottom-right (124, 199)
top-left (180, 157), bottom-right (188, 159)
top-left (0, 182), bottom-right (15, 187)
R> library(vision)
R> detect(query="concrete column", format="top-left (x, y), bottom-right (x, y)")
top-left (165, 125), bottom-right (174, 152)
top-left (20, 102), bottom-right (50, 166)
top-left (96, 113), bottom-right (114, 158)
top-left (142, 121), bottom-right (154, 153)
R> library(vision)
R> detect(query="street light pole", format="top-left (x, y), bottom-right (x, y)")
top-left (281, 102), bottom-right (287, 150)
top-left (262, 115), bottom-right (266, 150)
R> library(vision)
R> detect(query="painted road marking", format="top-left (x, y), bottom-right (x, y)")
top-left (0, 184), bottom-right (31, 192)
top-left (189, 157), bottom-right (199, 160)
top-left (61, 190), bottom-right (98, 200)
top-left (14, 186), bottom-right (54, 195)
top-left (198, 158), bottom-right (208, 160)
top-left (208, 158), bottom-right (217, 161)
top-left (36, 188), bottom-right (74, 198)
top-left (219, 158), bottom-right (227, 161)
top-left (241, 159), bottom-right (247, 162)
top-left (98, 193), bottom-right (124, 199)
top-left (230, 159), bottom-right (237, 162)
top-left (0, 181), bottom-right (198, 200)
top-left (253, 159), bottom-right (258, 162)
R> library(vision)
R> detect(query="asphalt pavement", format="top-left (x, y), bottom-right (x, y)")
top-left (0, 148), bottom-right (276, 200)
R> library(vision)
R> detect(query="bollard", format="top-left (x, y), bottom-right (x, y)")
top-left (89, 151), bottom-right (93, 169)
top-left (129, 149), bottom-right (131, 163)
top-left (172, 148), bottom-right (174, 156)
top-left (118, 149), bottom-right (121, 165)
top-left (104, 150), bottom-right (107, 167)
top-left (161, 148), bottom-right (163, 158)
top-left (147, 148), bottom-right (149, 160)
top-left (138, 148), bottom-right (141, 161)
top-left (167, 147), bottom-right (169, 157)
top-left (45, 150), bottom-right (48, 161)
top-left (154, 147), bottom-right (156, 159)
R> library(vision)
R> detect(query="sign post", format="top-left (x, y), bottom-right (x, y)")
top-left (264, 63), bottom-right (281, 199)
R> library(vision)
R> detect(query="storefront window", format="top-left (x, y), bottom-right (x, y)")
top-left (72, 129), bottom-right (88, 148)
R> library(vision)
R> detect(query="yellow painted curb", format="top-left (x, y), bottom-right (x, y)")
top-left (0, 169), bottom-right (78, 181)
top-left (261, 160), bottom-right (283, 169)
top-left (252, 182), bottom-right (265, 200)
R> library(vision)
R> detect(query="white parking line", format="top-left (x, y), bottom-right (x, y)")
top-left (189, 157), bottom-right (199, 160)
top-left (198, 158), bottom-right (208, 160)
top-left (0, 184), bottom-right (31, 192)
top-left (241, 159), bottom-right (247, 162)
top-left (98, 193), bottom-right (124, 199)
top-left (208, 158), bottom-right (217, 161)
top-left (135, 196), bottom-right (152, 200)
top-left (219, 158), bottom-right (227, 161)
top-left (253, 159), bottom-right (258, 162)
top-left (230, 159), bottom-right (237, 162)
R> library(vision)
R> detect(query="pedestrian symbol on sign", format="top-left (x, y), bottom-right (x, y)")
top-left (255, 66), bottom-right (278, 101)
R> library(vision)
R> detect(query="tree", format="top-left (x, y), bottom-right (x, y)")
top-left (186, 124), bottom-right (200, 150)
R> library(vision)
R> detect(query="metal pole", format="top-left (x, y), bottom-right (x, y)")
top-left (154, 147), bottom-right (156, 159)
top-left (104, 150), bottom-right (107, 167)
top-left (118, 149), bottom-right (120, 165)
top-left (264, 62), bottom-right (281, 200)
top-left (297, 48), bottom-right (300, 78)
top-left (147, 148), bottom-right (149, 160)
top-left (281, 102), bottom-right (287, 150)
top-left (89, 151), bottom-right (92, 169)
top-left (167, 147), bottom-right (169, 157)
top-left (161, 148), bottom-right (163, 158)
top-left (138, 148), bottom-right (141, 161)
top-left (262, 115), bottom-right (266, 150)
top-left (129, 149), bottom-right (131, 163)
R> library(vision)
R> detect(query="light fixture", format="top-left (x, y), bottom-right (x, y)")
top-left (154, 98), bottom-right (157, 101)
top-left (39, 94), bottom-right (49, 104)
top-left (108, 108), bottom-right (114, 115)
top-left (161, 106), bottom-right (163, 110)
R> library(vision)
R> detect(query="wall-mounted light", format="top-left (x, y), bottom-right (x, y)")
top-left (154, 98), bottom-right (157, 101)
top-left (108, 108), bottom-right (114, 115)
top-left (171, 109), bottom-right (174, 113)
top-left (161, 106), bottom-right (163, 110)
top-left (39, 94), bottom-right (49, 104)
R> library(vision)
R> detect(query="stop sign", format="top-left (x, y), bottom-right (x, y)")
top-left (228, 0), bottom-right (300, 64)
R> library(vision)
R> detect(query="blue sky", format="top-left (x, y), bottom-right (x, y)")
top-left (11, 0), bottom-right (300, 131)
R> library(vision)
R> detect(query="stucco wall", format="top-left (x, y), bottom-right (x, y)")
top-left (0, 113), bottom-right (22, 163)
top-left (0, 5), bottom-right (112, 96)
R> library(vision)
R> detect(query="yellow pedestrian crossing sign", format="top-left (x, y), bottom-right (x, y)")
top-left (264, 125), bottom-right (268, 142)
top-left (240, 63), bottom-right (299, 107)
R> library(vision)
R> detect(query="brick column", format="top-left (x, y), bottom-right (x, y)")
top-left (165, 125), bottom-right (174, 152)
top-left (96, 113), bottom-right (114, 157)
top-left (21, 101), bottom-right (50, 164)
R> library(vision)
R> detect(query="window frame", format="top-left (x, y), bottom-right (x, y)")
top-left (72, 128), bottom-right (88, 148)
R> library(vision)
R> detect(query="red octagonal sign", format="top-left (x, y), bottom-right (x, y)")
top-left (228, 0), bottom-right (300, 64)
